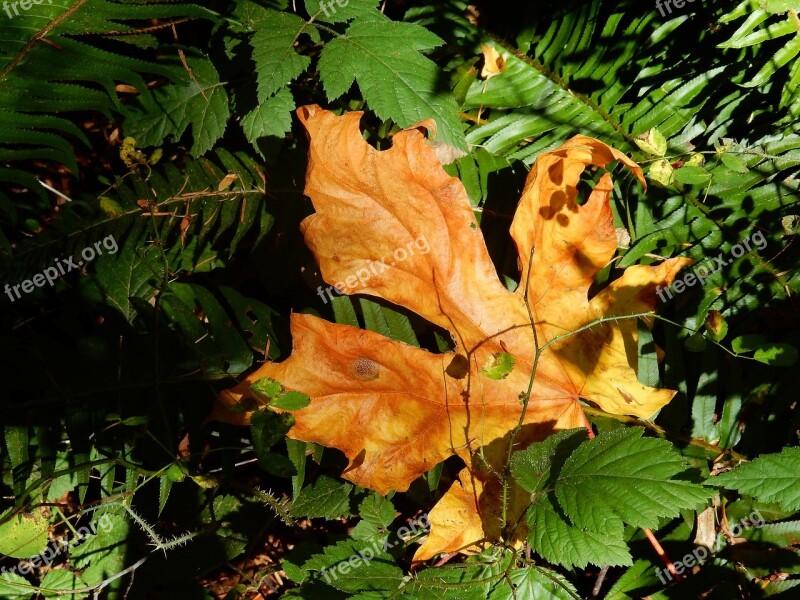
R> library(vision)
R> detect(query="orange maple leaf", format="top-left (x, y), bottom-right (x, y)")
top-left (213, 105), bottom-right (690, 560)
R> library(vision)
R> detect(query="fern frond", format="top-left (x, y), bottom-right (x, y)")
top-left (0, 0), bottom-right (216, 245)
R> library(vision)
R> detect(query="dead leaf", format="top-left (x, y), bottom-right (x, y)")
top-left (218, 173), bottom-right (237, 191)
top-left (214, 106), bottom-right (690, 560)
top-left (480, 44), bottom-right (506, 79)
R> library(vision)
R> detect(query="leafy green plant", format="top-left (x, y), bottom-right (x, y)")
top-left (1, 0), bottom-right (798, 597)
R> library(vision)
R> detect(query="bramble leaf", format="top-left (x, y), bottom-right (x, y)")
top-left (712, 447), bottom-right (800, 511)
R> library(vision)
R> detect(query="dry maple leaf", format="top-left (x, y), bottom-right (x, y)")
top-left (213, 105), bottom-right (690, 561)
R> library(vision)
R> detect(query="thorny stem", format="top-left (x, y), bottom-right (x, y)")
top-left (501, 246), bottom-right (540, 530)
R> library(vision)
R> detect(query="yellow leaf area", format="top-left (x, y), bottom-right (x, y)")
top-left (213, 106), bottom-right (690, 561)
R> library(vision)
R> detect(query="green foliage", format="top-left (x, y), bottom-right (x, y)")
top-left (123, 57), bottom-right (230, 156)
top-left (1, 0), bottom-right (799, 596)
top-left (712, 447), bottom-right (800, 512)
top-left (511, 428), bottom-right (712, 568)
top-left (0, 0), bottom-right (216, 248)
top-left (241, 0), bottom-right (466, 151)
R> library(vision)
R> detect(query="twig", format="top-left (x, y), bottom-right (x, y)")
top-left (643, 528), bottom-right (682, 582)
top-left (593, 565), bottom-right (610, 597)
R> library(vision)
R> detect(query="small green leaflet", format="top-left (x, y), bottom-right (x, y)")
top-left (250, 408), bottom-right (297, 477)
top-left (250, 376), bottom-right (311, 409)
top-left (0, 508), bottom-right (49, 558)
top-left (674, 165), bottom-right (712, 185)
top-left (481, 352), bottom-right (515, 380)
top-left (272, 392), bottom-right (311, 410)
top-left (634, 128), bottom-right (667, 156)
top-left (730, 335), bottom-right (798, 365)
top-left (510, 429), bottom-right (586, 496)
top-left (753, 343), bottom-right (798, 366)
top-left (350, 494), bottom-right (397, 541)
top-left (251, 376), bottom-right (282, 398)
top-left (605, 559), bottom-right (661, 600)
top-left (712, 447), bottom-right (800, 512)
top-left (0, 571), bottom-right (30, 598)
top-left (240, 87), bottom-right (296, 149)
top-left (40, 570), bottom-right (88, 600)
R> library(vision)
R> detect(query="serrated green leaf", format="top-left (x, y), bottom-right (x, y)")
top-left (351, 494), bottom-right (396, 540)
top-left (302, 538), bottom-right (403, 593)
top-left (240, 87), bottom-right (296, 150)
top-left (527, 492), bottom-right (631, 569)
top-left (605, 559), bottom-right (661, 600)
top-left (0, 509), bottom-right (49, 559)
top-left (252, 11), bottom-right (319, 101)
top-left (554, 428), bottom-right (712, 531)
top-left (291, 475), bottom-right (353, 519)
top-left (487, 566), bottom-right (579, 600)
top-left (732, 334), bottom-right (766, 353)
top-left (405, 556), bottom-right (510, 599)
top-left (712, 447), bottom-right (800, 511)
top-left (304, 0), bottom-right (380, 23)
top-left (158, 477), bottom-right (172, 516)
top-left (71, 506), bottom-right (130, 587)
top-left (318, 17), bottom-right (466, 150)
top-left (251, 377), bottom-right (283, 399)
top-left (125, 57), bottom-right (229, 156)
top-left (510, 429), bottom-right (587, 495)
